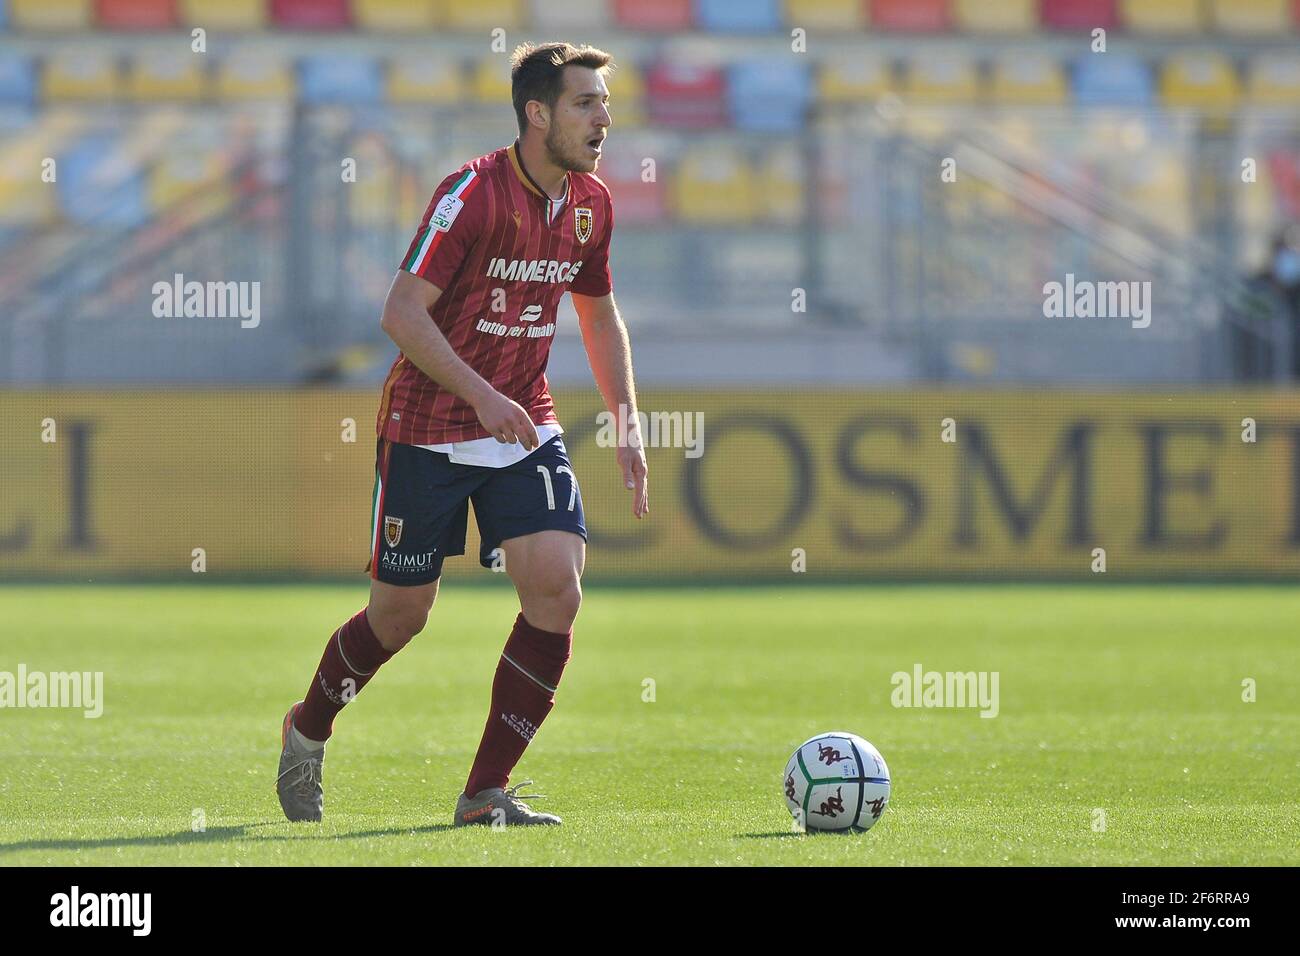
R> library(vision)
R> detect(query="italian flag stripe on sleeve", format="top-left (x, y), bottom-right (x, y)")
top-left (403, 228), bottom-right (430, 271)
top-left (407, 169), bottom-right (480, 276)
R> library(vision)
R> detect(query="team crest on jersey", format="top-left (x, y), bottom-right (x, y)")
top-left (384, 516), bottom-right (404, 548)
top-left (574, 206), bottom-right (593, 244)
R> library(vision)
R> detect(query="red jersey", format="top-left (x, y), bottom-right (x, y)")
top-left (376, 141), bottom-right (615, 445)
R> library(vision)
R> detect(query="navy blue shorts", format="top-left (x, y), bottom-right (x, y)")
top-left (367, 435), bottom-right (586, 586)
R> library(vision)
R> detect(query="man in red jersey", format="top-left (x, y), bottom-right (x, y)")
top-left (276, 42), bottom-right (647, 827)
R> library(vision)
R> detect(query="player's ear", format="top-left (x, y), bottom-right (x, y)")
top-left (526, 100), bottom-right (549, 132)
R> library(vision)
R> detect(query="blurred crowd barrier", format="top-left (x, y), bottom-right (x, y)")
top-left (3, 3), bottom-right (1300, 385)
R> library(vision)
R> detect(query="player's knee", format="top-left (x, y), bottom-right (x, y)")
top-left (559, 581), bottom-right (582, 624)
top-left (370, 593), bottom-right (436, 651)
top-left (377, 609), bottom-right (428, 651)
top-left (538, 576), bottom-right (581, 628)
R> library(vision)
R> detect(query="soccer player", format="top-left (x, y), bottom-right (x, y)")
top-left (276, 42), bottom-right (647, 827)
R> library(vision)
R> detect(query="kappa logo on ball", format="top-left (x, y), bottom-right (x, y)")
top-left (384, 516), bottom-right (403, 548)
top-left (811, 786), bottom-right (846, 819)
top-left (574, 206), bottom-right (593, 244)
top-left (817, 743), bottom-right (848, 765)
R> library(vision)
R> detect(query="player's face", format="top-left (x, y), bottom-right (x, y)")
top-left (544, 67), bottom-right (611, 174)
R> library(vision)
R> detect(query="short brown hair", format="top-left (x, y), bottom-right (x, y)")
top-left (510, 42), bottom-right (614, 133)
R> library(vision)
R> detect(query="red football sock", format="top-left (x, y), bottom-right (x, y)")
top-left (295, 607), bottom-right (395, 742)
top-left (464, 613), bottom-right (573, 797)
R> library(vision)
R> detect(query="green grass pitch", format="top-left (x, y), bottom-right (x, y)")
top-left (1, 582), bottom-right (1297, 866)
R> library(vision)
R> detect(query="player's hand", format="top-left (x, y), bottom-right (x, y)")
top-left (474, 390), bottom-right (539, 449)
top-left (618, 433), bottom-right (649, 519)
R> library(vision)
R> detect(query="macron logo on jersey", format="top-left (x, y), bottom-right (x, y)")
top-left (486, 258), bottom-right (583, 284)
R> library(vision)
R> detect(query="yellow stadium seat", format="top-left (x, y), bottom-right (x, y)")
top-left (347, 137), bottom-right (398, 227)
top-left (1238, 164), bottom-right (1275, 245)
top-left (1119, 0), bottom-right (1203, 34)
top-left (353, 0), bottom-right (438, 30)
top-left (608, 101), bottom-right (645, 127)
top-left (607, 60), bottom-right (644, 101)
top-left (1209, 0), bottom-right (1290, 34)
top-left (1159, 52), bottom-right (1240, 112)
top-left (903, 58), bottom-right (979, 103)
top-left (670, 147), bottom-right (759, 225)
top-left (147, 149), bottom-right (230, 217)
top-left (0, 114), bottom-right (83, 225)
top-left (350, 177), bottom-right (398, 227)
top-left (783, 0), bottom-right (864, 31)
top-left (0, 158), bottom-right (60, 223)
top-left (179, 0), bottom-right (267, 30)
top-left (988, 55), bottom-right (1067, 106)
top-left (817, 57), bottom-right (892, 104)
top-left (756, 146), bottom-right (803, 225)
top-left (952, 0), bottom-right (1036, 33)
top-left (127, 54), bottom-right (207, 102)
top-left (0, 169), bottom-right (59, 224)
top-left (43, 51), bottom-right (122, 101)
top-left (439, 0), bottom-right (522, 30)
top-left (1120, 153), bottom-right (1190, 235)
top-left (471, 56), bottom-right (512, 104)
top-left (387, 58), bottom-right (464, 103)
top-left (605, 61), bottom-right (645, 128)
top-left (1247, 55), bottom-right (1300, 105)
top-left (9, 0), bottom-right (91, 30)
top-left (216, 54), bottom-right (294, 100)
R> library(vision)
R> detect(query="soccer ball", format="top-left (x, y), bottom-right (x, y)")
top-left (783, 732), bottom-right (890, 833)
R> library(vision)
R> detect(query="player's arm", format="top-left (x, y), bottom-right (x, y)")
top-left (572, 291), bottom-right (648, 518)
top-left (379, 271), bottom-right (539, 448)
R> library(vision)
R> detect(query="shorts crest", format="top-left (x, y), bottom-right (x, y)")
top-left (384, 515), bottom-right (404, 548)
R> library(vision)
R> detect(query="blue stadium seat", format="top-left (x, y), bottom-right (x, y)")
top-left (695, 0), bottom-right (781, 33)
top-left (728, 60), bottom-right (811, 132)
top-left (298, 56), bottom-right (383, 105)
top-left (0, 55), bottom-right (35, 106)
top-left (1072, 55), bottom-right (1153, 107)
top-left (57, 133), bottom-right (148, 228)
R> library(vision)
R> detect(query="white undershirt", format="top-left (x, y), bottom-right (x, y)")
top-left (417, 423), bottom-right (564, 468)
top-left (545, 182), bottom-right (567, 224)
